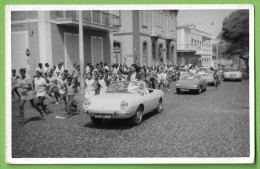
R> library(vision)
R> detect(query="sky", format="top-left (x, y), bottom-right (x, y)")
top-left (177, 10), bottom-right (236, 38)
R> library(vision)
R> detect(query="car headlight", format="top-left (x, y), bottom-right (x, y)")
top-left (120, 101), bottom-right (128, 110)
top-left (175, 83), bottom-right (180, 86)
top-left (193, 85), bottom-right (197, 88)
top-left (83, 99), bottom-right (91, 110)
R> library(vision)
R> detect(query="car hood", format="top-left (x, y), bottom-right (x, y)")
top-left (203, 75), bottom-right (213, 80)
top-left (224, 71), bottom-right (241, 75)
top-left (88, 93), bottom-right (138, 107)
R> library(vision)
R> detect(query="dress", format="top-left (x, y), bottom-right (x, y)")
top-left (98, 79), bottom-right (107, 95)
top-left (58, 79), bottom-right (67, 95)
top-left (85, 79), bottom-right (95, 98)
top-left (15, 78), bottom-right (35, 101)
top-left (34, 77), bottom-right (47, 97)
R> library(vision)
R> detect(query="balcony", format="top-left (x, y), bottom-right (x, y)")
top-left (51, 11), bottom-right (121, 31)
top-left (151, 26), bottom-right (163, 37)
top-left (165, 30), bottom-right (175, 40)
top-left (177, 44), bottom-right (198, 52)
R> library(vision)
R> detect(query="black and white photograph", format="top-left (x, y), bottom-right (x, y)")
top-left (6, 5), bottom-right (254, 164)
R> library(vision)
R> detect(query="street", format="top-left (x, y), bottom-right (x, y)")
top-left (12, 79), bottom-right (249, 158)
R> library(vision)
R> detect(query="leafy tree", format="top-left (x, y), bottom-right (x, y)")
top-left (218, 10), bottom-right (249, 71)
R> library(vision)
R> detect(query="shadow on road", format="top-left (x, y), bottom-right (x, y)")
top-left (83, 109), bottom-right (162, 130)
top-left (23, 116), bottom-right (42, 125)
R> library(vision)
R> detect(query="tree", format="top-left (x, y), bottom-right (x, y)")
top-left (218, 10), bottom-right (249, 71)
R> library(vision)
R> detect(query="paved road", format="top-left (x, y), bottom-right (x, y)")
top-left (12, 80), bottom-right (250, 158)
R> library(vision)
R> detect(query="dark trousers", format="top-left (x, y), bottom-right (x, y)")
top-left (150, 78), bottom-right (155, 89)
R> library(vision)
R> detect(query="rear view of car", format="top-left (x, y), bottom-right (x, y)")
top-left (202, 73), bottom-right (215, 85)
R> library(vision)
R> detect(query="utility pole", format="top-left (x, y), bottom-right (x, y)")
top-left (79, 11), bottom-right (85, 88)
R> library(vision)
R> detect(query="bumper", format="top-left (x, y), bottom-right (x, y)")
top-left (85, 109), bottom-right (136, 119)
top-left (176, 86), bottom-right (199, 90)
top-left (206, 80), bottom-right (215, 85)
top-left (224, 76), bottom-right (242, 80)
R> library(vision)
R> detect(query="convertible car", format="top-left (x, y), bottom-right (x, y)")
top-left (83, 81), bottom-right (164, 126)
top-left (175, 73), bottom-right (207, 94)
top-left (223, 67), bottom-right (242, 81)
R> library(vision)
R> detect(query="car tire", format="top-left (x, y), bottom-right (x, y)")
top-left (91, 117), bottom-right (102, 125)
top-left (131, 106), bottom-right (143, 126)
top-left (176, 88), bottom-right (181, 94)
top-left (155, 99), bottom-right (162, 114)
top-left (197, 86), bottom-right (202, 94)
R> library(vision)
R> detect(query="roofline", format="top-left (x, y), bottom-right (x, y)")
top-left (177, 25), bottom-right (213, 38)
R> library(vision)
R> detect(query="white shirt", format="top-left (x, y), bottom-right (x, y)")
top-left (130, 72), bottom-right (137, 81)
top-left (86, 66), bottom-right (90, 74)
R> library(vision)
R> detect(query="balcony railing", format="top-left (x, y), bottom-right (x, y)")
top-left (151, 26), bottom-right (163, 37)
top-left (165, 30), bottom-right (175, 40)
top-left (52, 11), bottom-right (120, 28)
top-left (177, 44), bottom-right (198, 51)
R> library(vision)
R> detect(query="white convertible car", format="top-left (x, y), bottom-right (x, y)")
top-left (83, 81), bottom-right (164, 125)
top-left (223, 67), bottom-right (242, 81)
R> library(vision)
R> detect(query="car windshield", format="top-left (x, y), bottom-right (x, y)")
top-left (107, 81), bottom-right (145, 94)
top-left (202, 73), bottom-right (213, 78)
top-left (225, 68), bottom-right (238, 72)
top-left (200, 68), bottom-right (211, 73)
top-left (180, 73), bottom-right (200, 80)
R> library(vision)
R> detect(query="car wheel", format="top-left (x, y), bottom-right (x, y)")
top-left (176, 88), bottom-right (181, 94)
top-left (91, 117), bottom-right (102, 125)
top-left (155, 99), bottom-right (162, 113)
top-left (197, 86), bottom-right (202, 94)
top-left (131, 106), bottom-right (143, 125)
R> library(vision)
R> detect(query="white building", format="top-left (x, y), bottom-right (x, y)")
top-left (177, 24), bottom-right (213, 67)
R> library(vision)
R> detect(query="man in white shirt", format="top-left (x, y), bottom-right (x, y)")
top-left (36, 63), bottom-right (45, 77)
top-left (85, 63), bottom-right (91, 74)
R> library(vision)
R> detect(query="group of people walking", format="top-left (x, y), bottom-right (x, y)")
top-left (12, 59), bottom-right (218, 124)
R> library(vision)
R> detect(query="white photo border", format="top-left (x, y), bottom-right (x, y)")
top-left (5, 4), bottom-right (255, 164)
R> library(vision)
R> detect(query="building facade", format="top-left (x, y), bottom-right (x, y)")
top-left (113, 10), bottom-right (178, 67)
top-left (177, 24), bottom-right (213, 67)
top-left (11, 11), bottom-right (120, 77)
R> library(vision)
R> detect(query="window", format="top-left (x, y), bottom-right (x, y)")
top-left (152, 43), bottom-right (155, 59)
top-left (157, 12), bottom-right (163, 27)
top-left (142, 11), bottom-right (147, 27)
top-left (113, 42), bottom-right (121, 53)
top-left (171, 16), bottom-right (175, 31)
top-left (143, 42), bottom-right (147, 54)
top-left (191, 39), bottom-right (193, 44)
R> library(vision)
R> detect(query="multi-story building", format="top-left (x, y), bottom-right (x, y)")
top-left (113, 10), bottom-right (178, 67)
top-left (177, 24), bottom-right (213, 67)
top-left (11, 10), bottom-right (120, 77)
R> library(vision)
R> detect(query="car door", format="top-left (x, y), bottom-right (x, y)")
top-left (143, 88), bottom-right (158, 114)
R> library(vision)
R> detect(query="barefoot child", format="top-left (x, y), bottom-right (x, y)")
top-left (65, 76), bottom-right (77, 118)
top-left (12, 69), bottom-right (21, 101)
top-left (58, 73), bottom-right (68, 113)
top-left (15, 68), bottom-right (45, 124)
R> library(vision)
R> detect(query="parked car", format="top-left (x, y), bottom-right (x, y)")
top-left (83, 81), bottom-right (164, 126)
top-left (223, 67), bottom-right (242, 81)
top-left (175, 73), bottom-right (207, 94)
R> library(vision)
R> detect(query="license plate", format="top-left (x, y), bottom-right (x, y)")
top-left (181, 89), bottom-right (189, 92)
top-left (94, 114), bottom-right (112, 119)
